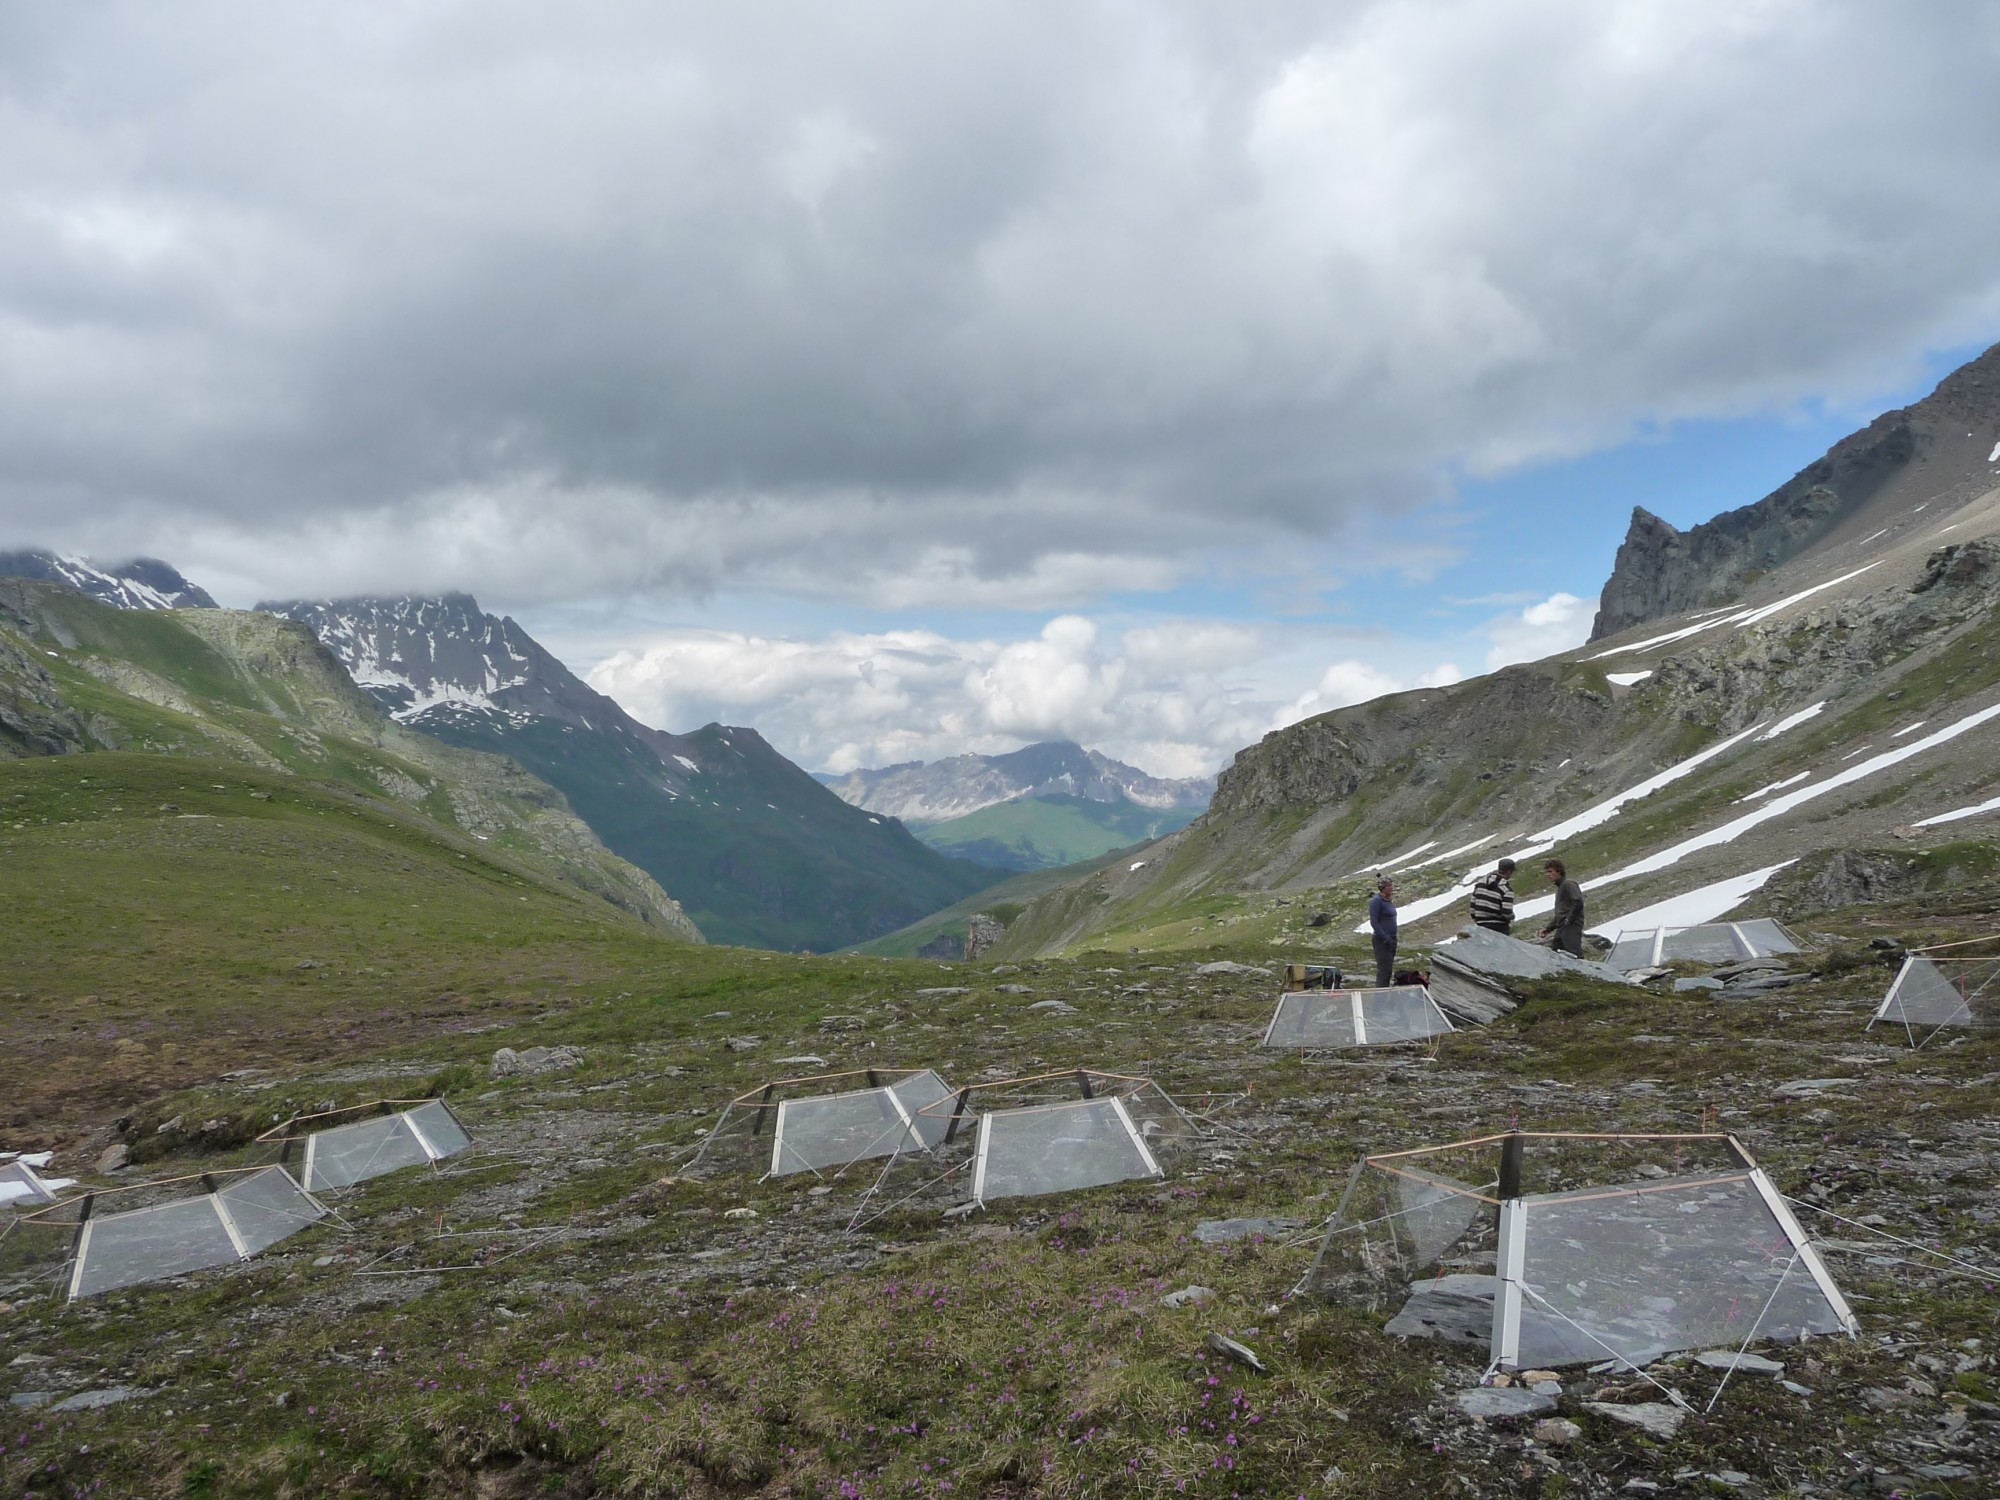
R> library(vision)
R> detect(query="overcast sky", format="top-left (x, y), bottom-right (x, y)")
top-left (4, 2), bottom-right (1998, 774)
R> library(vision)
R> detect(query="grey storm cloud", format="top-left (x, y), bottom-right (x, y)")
top-left (3, 0), bottom-right (2000, 605)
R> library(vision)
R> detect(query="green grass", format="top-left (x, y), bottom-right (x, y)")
top-left (912, 794), bottom-right (1201, 872)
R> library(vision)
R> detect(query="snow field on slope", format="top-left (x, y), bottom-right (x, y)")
top-left (1588, 563), bottom-right (1880, 661)
top-left (1589, 861), bottom-right (1796, 937)
top-left (1358, 695), bottom-right (2000, 936)
top-left (1915, 793), bottom-right (2000, 828)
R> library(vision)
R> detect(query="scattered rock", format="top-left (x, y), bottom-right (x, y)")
top-left (721, 1037), bottom-right (761, 1053)
top-left (1584, 1401), bottom-right (1686, 1438)
top-left (1457, 1386), bottom-right (1555, 1419)
top-left (1625, 965), bottom-right (1675, 984)
top-left (1773, 1078), bottom-right (1855, 1099)
top-left (1307, 912), bottom-right (1332, 928)
top-left (155, 1114), bottom-right (185, 1136)
top-left (1385, 1273), bottom-right (1495, 1346)
top-left (1160, 1285), bottom-right (1215, 1308)
top-left (50, 1387), bottom-right (151, 1412)
top-left (722, 1207), bottom-right (758, 1220)
top-left (1025, 1000), bottom-right (1078, 1014)
top-left (913, 987), bottom-right (969, 997)
top-left (994, 984), bottom-right (1033, 994)
top-left (1674, 977), bottom-right (1723, 992)
top-left (1533, 1417), bottom-right (1583, 1444)
top-left (294, 958), bottom-right (322, 970)
top-left (95, 1143), bottom-right (128, 1173)
top-left (773, 1055), bottom-right (827, 1068)
top-left (1194, 961), bottom-right (1272, 976)
top-left (1193, 1216), bottom-right (1303, 1244)
top-left (8, 1393), bottom-right (54, 1410)
top-left (491, 1045), bottom-right (585, 1077)
top-left (1695, 1349), bottom-right (1784, 1375)
top-left (1202, 1333), bottom-right (1268, 1375)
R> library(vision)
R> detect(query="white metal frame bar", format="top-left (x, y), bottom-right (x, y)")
top-left (66, 1220), bottom-right (94, 1301)
top-left (1492, 1197), bottom-right (1526, 1368)
top-left (403, 1108), bottom-right (443, 1162)
top-left (208, 1191), bottom-right (251, 1261)
top-left (1746, 1166), bottom-right (1858, 1335)
top-left (1109, 1096), bottom-right (1164, 1179)
top-left (969, 1111), bottom-right (995, 1205)
top-left (302, 1130), bottom-right (320, 1193)
top-left (1349, 992), bottom-right (1368, 1047)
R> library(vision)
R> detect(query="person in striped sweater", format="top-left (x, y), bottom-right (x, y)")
top-left (1468, 858), bottom-right (1516, 934)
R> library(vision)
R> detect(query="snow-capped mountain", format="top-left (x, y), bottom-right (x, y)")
top-left (259, 594), bottom-right (996, 950)
top-left (0, 550), bottom-right (216, 611)
top-left (822, 741), bottom-right (1215, 824)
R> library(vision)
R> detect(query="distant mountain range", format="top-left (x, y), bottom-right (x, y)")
top-left (0, 550), bottom-right (217, 611)
top-left (822, 741), bottom-right (1213, 871)
top-left (256, 594), bottom-right (997, 950)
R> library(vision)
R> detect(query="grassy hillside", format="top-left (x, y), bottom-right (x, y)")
top-left (418, 711), bottom-right (1000, 951)
top-left (912, 792), bottom-right (1200, 871)
top-left (845, 845), bottom-right (1136, 957)
top-left (0, 581), bottom-right (700, 937)
top-left (0, 819), bottom-right (1992, 1494)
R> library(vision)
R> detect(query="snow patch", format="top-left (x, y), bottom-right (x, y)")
top-left (1395, 833), bottom-right (1499, 873)
top-left (1857, 528), bottom-right (1888, 546)
top-left (1129, 860), bottom-right (1147, 871)
top-left (1604, 670), bottom-right (1653, 687)
top-left (1988, 439), bottom-right (2000, 463)
top-left (1756, 702), bottom-right (1825, 741)
top-left (1890, 721), bottom-right (1928, 739)
top-left (673, 755), bottom-right (700, 774)
top-left (1589, 565), bottom-right (1880, 660)
top-left (1914, 793), bottom-right (2000, 828)
top-left (1348, 840), bottom-right (1436, 876)
top-left (1592, 862), bottom-right (1797, 936)
top-left (1736, 772), bottom-right (1810, 803)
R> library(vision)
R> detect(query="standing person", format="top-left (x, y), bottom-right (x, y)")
top-left (1368, 876), bottom-right (1398, 987)
top-left (1539, 859), bottom-right (1585, 956)
top-left (1469, 858), bottom-right (1517, 934)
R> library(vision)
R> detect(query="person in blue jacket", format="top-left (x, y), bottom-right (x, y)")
top-left (1368, 876), bottom-right (1398, 987)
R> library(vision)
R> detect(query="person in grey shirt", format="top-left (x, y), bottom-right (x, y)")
top-left (1539, 858), bottom-right (1585, 956)
top-left (1368, 876), bottom-right (1397, 986)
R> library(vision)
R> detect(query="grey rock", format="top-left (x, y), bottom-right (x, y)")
top-left (1773, 1078), bottom-right (1855, 1099)
top-left (491, 1044), bottom-right (585, 1077)
top-left (1428, 953), bottom-right (1520, 1024)
top-left (1625, 965), bottom-right (1675, 984)
top-left (773, 1054), bottom-right (827, 1067)
top-left (8, 1393), bottom-right (54, 1410)
top-left (1533, 1417), bottom-right (1583, 1444)
top-left (1709, 1472), bottom-right (1751, 1488)
top-left (155, 1114), bottom-right (185, 1135)
top-left (1202, 1332), bottom-right (1268, 1374)
top-left (7, 1354), bottom-right (52, 1367)
top-left (313, 1256), bottom-right (335, 1268)
top-left (1709, 957), bottom-right (1792, 981)
top-left (721, 1037), bottom-right (761, 1053)
top-left (50, 1386), bottom-right (151, 1412)
top-left (1696, 1349), bottom-right (1784, 1375)
top-left (1674, 977), bottom-right (1724, 992)
top-left (913, 987), bottom-right (969, 997)
top-left (1025, 1000), bottom-right (1078, 1014)
top-left (1436, 926), bottom-right (1636, 987)
top-left (1584, 1400), bottom-right (1686, 1438)
top-left (1194, 961), bottom-right (1272, 976)
top-left (1193, 1216), bottom-right (1303, 1244)
top-left (1160, 1285), bottom-right (1215, 1307)
top-left (994, 984), bottom-right (1033, 994)
top-left (96, 1143), bottom-right (129, 1173)
top-left (1457, 1386), bottom-right (1555, 1419)
top-left (1780, 1380), bottom-right (1812, 1396)
top-left (1386, 1274), bottom-right (1494, 1346)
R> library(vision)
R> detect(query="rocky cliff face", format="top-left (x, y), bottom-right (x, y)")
top-left (1590, 339), bottom-right (2000, 641)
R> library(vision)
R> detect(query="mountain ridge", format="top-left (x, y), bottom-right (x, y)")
top-left (259, 593), bottom-right (999, 950)
top-left (823, 739), bottom-right (1214, 824)
top-left (0, 549), bottom-right (218, 611)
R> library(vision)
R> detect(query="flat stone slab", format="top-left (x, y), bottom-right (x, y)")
top-left (1457, 1386), bottom-right (1555, 1419)
top-left (1674, 977), bottom-right (1723, 992)
top-left (1025, 1000), bottom-right (1078, 1013)
top-left (49, 1387), bottom-right (151, 1412)
top-left (1695, 1349), bottom-right (1784, 1375)
top-left (1386, 1273), bottom-right (1494, 1347)
top-left (1193, 1216), bottom-right (1303, 1244)
top-left (1584, 1401), bottom-right (1686, 1438)
top-left (1773, 1078), bottom-right (1857, 1099)
top-left (912, 987), bottom-right (969, 997)
top-left (1194, 961), bottom-right (1272, 976)
top-left (1435, 926), bottom-right (1636, 987)
top-left (1202, 1332), bottom-right (1269, 1374)
top-left (1160, 1284), bottom-right (1215, 1307)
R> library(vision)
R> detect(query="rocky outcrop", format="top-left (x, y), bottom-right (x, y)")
top-left (1590, 338), bottom-right (2000, 641)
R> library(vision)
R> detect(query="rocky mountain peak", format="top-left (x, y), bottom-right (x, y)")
top-left (0, 549), bottom-right (217, 611)
top-left (824, 740), bottom-right (1215, 823)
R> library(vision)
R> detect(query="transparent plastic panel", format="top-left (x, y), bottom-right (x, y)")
top-left (1660, 925), bottom-right (1752, 963)
top-left (1361, 989), bottom-right (1452, 1043)
top-left (1880, 958), bottom-right (1976, 1027)
top-left (1389, 1167), bottom-right (1491, 1268)
top-left (1261, 991), bottom-right (1359, 1048)
top-left (0, 1159), bottom-right (56, 1205)
top-left (305, 1114), bottom-right (431, 1191)
top-left (216, 1168), bottom-right (326, 1256)
top-left (1607, 933), bottom-right (1659, 971)
top-left (1733, 919), bottom-right (1801, 956)
top-left (889, 1071), bottom-right (955, 1150)
top-left (73, 1198), bottom-right (238, 1298)
top-left (976, 1098), bottom-right (1156, 1202)
top-left (772, 1089), bottom-right (920, 1176)
top-left (1510, 1173), bottom-right (1848, 1369)
top-left (405, 1100), bottom-right (472, 1159)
